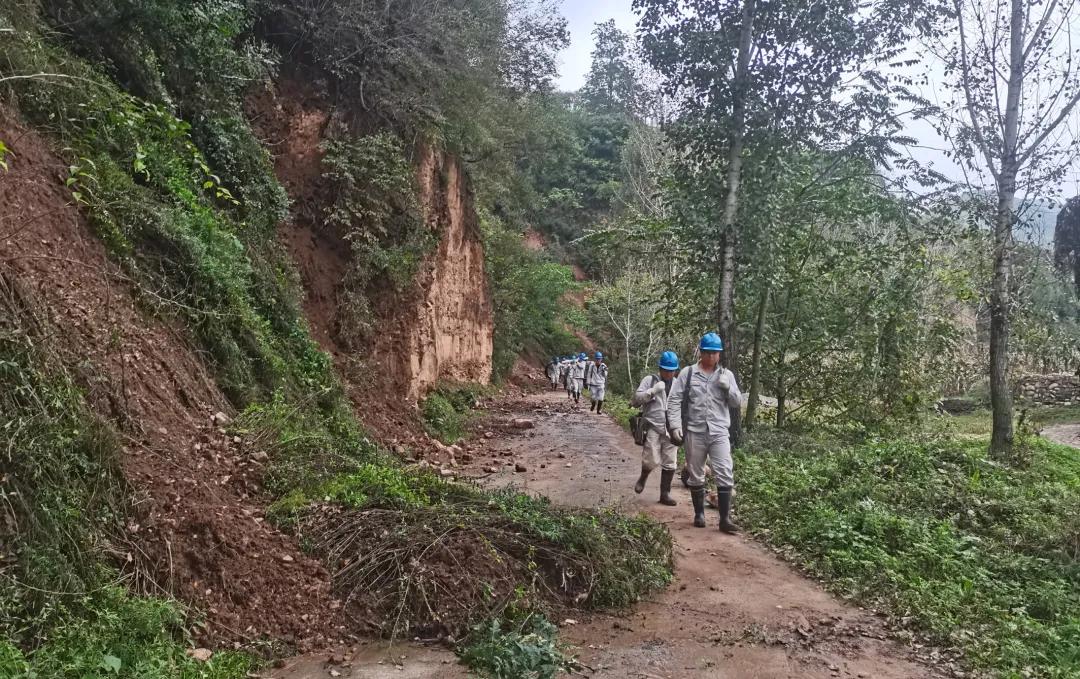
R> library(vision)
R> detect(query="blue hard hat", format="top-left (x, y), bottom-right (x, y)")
top-left (595, 351), bottom-right (603, 360)
top-left (579, 352), bottom-right (587, 359)
top-left (659, 351), bottom-right (680, 371)
top-left (700, 332), bottom-right (724, 352)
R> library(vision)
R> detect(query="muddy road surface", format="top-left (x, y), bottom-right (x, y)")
top-left (274, 391), bottom-right (945, 679)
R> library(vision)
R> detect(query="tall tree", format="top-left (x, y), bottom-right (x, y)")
top-left (932, 0), bottom-right (1080, 455)
top-left (580, 19), bottom-right (642, 118)
top-left (635, 0), bottom-right (921, 376)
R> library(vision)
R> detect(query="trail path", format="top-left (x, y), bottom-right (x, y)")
top-left (274, 391), bottom-right (945, 678)
top-left (1041, 423), bottom-right (1080, 448)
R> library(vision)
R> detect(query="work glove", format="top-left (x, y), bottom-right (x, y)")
top-left (716, 371), bottom-right (731, 392)
top-left (669, 427), bottom-right (684, 446)
top-left (648, 382), bottom-right (666, 397)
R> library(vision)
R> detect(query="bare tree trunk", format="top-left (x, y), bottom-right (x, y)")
top-left (714, 0), bottom-right (756, 377)
top-left (989, 0), bottom-right (1024, 457)
top-left (990, 186), bottom-right (1016, 455)
top-left (744, 283), bottom-right (770, 430)
top-left (776, 386), bottom-right (786, 429)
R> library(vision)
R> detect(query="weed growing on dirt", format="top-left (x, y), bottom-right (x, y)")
top-left (321, 132), bottom-right (433, 347)
top-left (421, 382), bottom-right (493, 443)
top-left (737, 428), bottom-right (1080, 677)
top-left (601, 393), bottom-right (635, 431)
top-left (457, 612), bottom-right (573, 679)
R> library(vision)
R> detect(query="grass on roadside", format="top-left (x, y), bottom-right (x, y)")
top-left (737, 427), bottom-right (1080, 677)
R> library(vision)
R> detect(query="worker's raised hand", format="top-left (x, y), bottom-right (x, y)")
top-left (716, 371), bottom-right (731, 392)
top-left (649, 381), bottom-right (666, 397)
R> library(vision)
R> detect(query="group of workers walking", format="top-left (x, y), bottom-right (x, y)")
top-left (544, 332), bottom-right (741, 534)
top-left (548, 351), bottom-right (609, 413)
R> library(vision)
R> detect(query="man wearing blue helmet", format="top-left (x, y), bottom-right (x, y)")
top-left (586, 351), bottom-right (608, 413)
top-left (569, 352), bottom-right (587, 404)
top-left (631, 351), bottom-right (681, 506)
top-left (559, 356), bottom-right (572, 397)
top-left (666, 332), bottom-right (743, 532)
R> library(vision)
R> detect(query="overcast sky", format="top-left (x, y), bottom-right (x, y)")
top-left (553, 0), bottom-right (1080, 207)
top-left (555, 1), bottom-right (637, 92)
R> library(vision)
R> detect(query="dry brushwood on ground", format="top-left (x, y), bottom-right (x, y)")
top-left (295, 485), bottom-right (674, 642)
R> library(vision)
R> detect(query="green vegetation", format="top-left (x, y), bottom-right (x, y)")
top-left (600, 392), bottom-right (636, 431)
top-left (292, 464), bottom-right (673, 610)
top-left (0, 277), bottom-right (252, 678)
top-left (738, 425), bottom-right (1080, 677)
top-left (321, 132), bottom-right (433, 348)
top-left (419, 382), bottom-right (493, 443)
top-left (457, 612), bottom-right (573, 679)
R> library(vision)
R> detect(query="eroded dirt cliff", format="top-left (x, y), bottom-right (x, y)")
top-left (249, 77), bottom-right (493, 408)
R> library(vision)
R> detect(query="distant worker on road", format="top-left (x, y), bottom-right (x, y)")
top-left (570, 352), bottom-right (587, 405)
top-left (560, 356), bottom-right (572, 399)
top-left (546, 356), bottom-right (559, 390)
top-left (586, 351), bottom-right (609, 413)
top-left (631, 351), bottom-right (681, 506)
top-left (666, 333), bottom-right (742, 533)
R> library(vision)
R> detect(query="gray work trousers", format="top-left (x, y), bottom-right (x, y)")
top-left (684, 429), bottom-right (734, 488)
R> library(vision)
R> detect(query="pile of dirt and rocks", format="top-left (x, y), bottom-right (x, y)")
top-left (0, 106), bottom-right (344, 650)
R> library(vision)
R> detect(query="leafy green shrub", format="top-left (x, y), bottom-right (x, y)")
top-left (420, 381), bottom-right (497, 443)
top-left (235, 390), bottom-right (378, 496)
top-left (458, 613), bottom-right (572, 679)
top-left (601, 393), bottom-right (635, 431)
top-left (421, 392), bottom-right (467, 443)
top-left (13, 587), bottom-right (254, 679)
top-left (320, 132), bottom-right (433, 347)
top-left (738, 429), bottom-right (1080, 677)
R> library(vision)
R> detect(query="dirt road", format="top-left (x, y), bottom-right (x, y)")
top-left (1041, 423), bottom-right (1080, 448)
top-left (274, 391), bottom-right (944, 678)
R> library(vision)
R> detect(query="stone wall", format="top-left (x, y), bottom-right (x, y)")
top-left (1014, 374), bottom-right (1080, 405)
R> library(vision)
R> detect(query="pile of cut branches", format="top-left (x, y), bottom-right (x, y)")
top-left (300, 487), bottom-right (673, 640)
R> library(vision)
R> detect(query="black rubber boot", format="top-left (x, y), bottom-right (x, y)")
top-left (717, 486), bottom-right (739, 534)
top-left (659, 469), bottom-right (677, 506)
top-left (590, 400), bottom-right (596, 412)
top-left (690, 486), bottom-right (706, 527)
top-left (597, 400), bottom-right (604, 414)
top-left (634, 465), bottom-right (651, 494)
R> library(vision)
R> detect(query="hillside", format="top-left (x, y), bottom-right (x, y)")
top-left (4, 2), bottom-right (1080, 678)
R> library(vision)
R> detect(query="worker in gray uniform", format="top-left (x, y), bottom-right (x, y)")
top-left (570, 352), bottom-right (587, 404)
top-left (559, 356), bottom-right (572, 398)
top-left (630, 351), bottom-right (681, 506)
top-left (666, 333), bottom-right (742, 533)
top-left (586, 351), bottom-right (609, 413)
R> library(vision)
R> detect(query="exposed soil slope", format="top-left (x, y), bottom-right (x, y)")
top-left (371, 144), bottom-right (493, 400)
top-left (248, 77), bottom-right (492, 404)
top-left (0, 105), bottom-right (342, 649)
